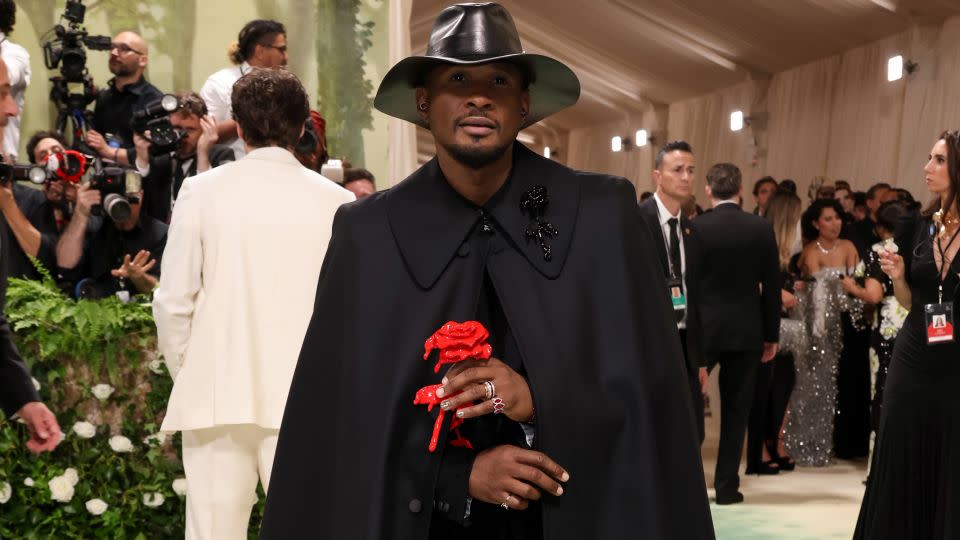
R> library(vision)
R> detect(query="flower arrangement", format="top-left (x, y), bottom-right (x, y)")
top-left (0, 269), bottom-right (267, 538)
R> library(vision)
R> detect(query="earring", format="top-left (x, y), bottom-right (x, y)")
top-left (418, 102), bottom-right (428, 112)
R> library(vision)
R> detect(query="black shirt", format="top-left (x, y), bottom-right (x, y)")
top-left (92, 76), bottom-right (163, 163)
top-left (65, 215), bottom-right (167, 299)
top-left (6, 183), bottom-right (58, 280)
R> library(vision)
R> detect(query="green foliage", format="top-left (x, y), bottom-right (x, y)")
top-left (0, 270), bottom-right (266, 537)
top-left (316, 0), bottom-right (375, 165)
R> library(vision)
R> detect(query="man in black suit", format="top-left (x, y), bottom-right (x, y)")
top-left (638, 140), bottom-right (707, 443)
top-left (693, 162), bottom-right (781, 505)
top-left (0, 54), bottom-right (60, 454)
top-left (133, 92), bottom-right (235, 223)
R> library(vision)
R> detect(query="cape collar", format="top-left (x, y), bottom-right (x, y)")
top-left (387, 142), bottom-right (580, 289)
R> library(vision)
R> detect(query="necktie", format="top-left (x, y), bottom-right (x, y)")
top-left (667, 217), bottom-right (684, 322)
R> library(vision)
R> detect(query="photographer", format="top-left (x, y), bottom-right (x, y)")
top-left (200, 19), bottom-right (287, 159)
top-left (55, 180), bottom-right (166, 299)
top-left (0, 130), bottom-right (79, 282)
top-left (0, 1), bottom-right (30, 162)
top-left (83, 31), bottom-right (162, 166)
top-left (133, 92), bottom-right (234, 223)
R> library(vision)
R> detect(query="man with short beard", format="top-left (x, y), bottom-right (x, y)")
top-left (262, 4), bottom-right (714, 539)
top-left (84, 31), bottom-right (162, 167)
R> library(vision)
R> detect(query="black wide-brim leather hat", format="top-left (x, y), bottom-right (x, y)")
top-left (374, 2), bottom-right (581, 129)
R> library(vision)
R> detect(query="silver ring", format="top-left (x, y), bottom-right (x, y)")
top-left (492, 396), bottom-right (505, 414)
top-left (483, 380), bottom-right (495, 400)
top-left (501, 495), bottom-right (511, 510)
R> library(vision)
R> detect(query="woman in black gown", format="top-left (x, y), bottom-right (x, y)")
top-left (855, 130), bottom-right (960, 539)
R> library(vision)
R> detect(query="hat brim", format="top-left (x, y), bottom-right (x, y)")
top-left (373, 53), bottom-right (581, 129)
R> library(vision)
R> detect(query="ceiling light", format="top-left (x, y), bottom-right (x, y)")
top-left (635, 129), bottom-right (648, 147)
top-left (730, 110), bottom-right (744, 132)
top-left (612, 136), bottom-right (622, 152)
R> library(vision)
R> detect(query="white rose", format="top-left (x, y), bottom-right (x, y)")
top-left (72, 421), bottom-right (96, 439)
top-left (148, 359), bottom-right (164, 374)
top-left (48, 475), bottom-right (75, 503)
top-left (0, 481), bottom-right (11, 504)
top-left (109, 435), bottom-right (134, 453)
top-left (23, 477), bottom-right (34, 487)
top-left (172, 478), bottom-right (187, 497)
top-left (63, 468), bottom-right (79, 486)
top-left (143, 432), bottom-right (167, 446)
top-left (91, 384), bottom-right (114, 401)
top-left (85, 498), bottom-right (108, 515)
top-left (142, 492), bottom-right (165, 508)
top-left (31, 377), bottom-right (40, 391)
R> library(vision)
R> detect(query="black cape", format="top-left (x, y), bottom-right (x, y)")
top-left (261, 143), bottom-right (714, 539)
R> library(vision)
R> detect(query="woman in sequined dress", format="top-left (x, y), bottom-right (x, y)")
top-left (786, 198), bottom-right (859, 467)
top-left (839, 201), bottom-right (910, 466)
top-left (855, 131), bottom-right (960, 540)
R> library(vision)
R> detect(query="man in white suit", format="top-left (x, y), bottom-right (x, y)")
top-left (153, 68), bottom-right (354, 539)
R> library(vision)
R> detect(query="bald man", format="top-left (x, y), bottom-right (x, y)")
top-left (85, 31), bottom-right (162, 166)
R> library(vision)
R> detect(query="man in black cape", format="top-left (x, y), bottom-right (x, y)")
top-left (261, 4), bottom-right (714, 539)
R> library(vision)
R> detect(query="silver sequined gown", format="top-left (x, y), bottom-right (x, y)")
top-left (785, 267), bottom-right (862, 466)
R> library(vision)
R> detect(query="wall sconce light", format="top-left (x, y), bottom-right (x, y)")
top-left (887, 55), bottom-right (918, 82)
top-left (730, 110), bottom-right (744, 132)
top-left (635, 129), bottom-right (648, 147)
top-left (543, 146), bottom-right (553, 159)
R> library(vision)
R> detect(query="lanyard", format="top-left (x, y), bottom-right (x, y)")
top-left (935, 225), bottom-right (960, 304)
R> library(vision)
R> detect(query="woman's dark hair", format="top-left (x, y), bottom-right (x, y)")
top-left (777, 179), bottom-right (797, 195)
top-left (801, 198), bottom-right (845, 241)
top-left (876, 201), bottom-right (909, 235)
top-left (231, 68), bottom-right (309, 149)
top-left (922, 130), bottom-right (960, 219)
top-left (0, 0), bottom-right (15, 35)
top-left (229, 19), bottom-right (285, 65)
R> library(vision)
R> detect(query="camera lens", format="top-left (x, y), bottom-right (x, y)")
top-left (102, 193), bottom-right (132, 222)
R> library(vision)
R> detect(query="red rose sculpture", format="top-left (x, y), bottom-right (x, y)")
top-left (414, 321), bottom-right (492, 452)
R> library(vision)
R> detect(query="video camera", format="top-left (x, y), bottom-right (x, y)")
top-left (130, 94), bottom-right (185, 156)
top-left (41, 0), bottom-right (112, 140)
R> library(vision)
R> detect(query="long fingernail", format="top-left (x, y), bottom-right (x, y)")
top-left (436, 387), bottom-right (445, 397)
top-left (561, 471), bottom-right (570, 482)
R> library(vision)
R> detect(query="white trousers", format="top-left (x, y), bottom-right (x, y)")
top-left (181, 424), bottom-right (279, 540)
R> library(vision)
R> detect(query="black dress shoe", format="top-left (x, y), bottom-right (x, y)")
top-left (745, 460), bottom-right (780, 475)
top-left (715, 491), bottom-right (745, 505)
top-left (775, 454), bottom-right (796, 471)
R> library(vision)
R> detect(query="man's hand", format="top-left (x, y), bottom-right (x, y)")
top-left (74, 183), bottom-right (101, 217)
top-left (436, 357), bottom-right (534, 422)
top-left (698, 367), bottom-right (708, 396)
top-left (468, 445), bottom-right (569, 510)
top-left (761, 342), bottom-right (779, 363)
top-left (111, 250), bottom-right (157, 281)
top-left (15, 402), bottom-right (61, 454)
top-left (133, 132), bottom-right (152, 169)
top-left (197, 115), bottom-right (219, 154)
top-left (84, 129), bottom-right (107, 153)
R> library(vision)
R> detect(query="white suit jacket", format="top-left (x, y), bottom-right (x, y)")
top-left (155, 147), bottom-right (354, 432)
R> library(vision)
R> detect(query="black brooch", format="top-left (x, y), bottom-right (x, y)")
top-left (519, 185), bottom-right (557, 261)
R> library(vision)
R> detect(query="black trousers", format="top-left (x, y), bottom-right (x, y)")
top-left (679, 329), bottom-right (705, 444)
top-left (746, 352), bottom-right (795, 470)
top-left (708, 350), bottom-right (761, 496)
top-left (834, 313), bottom-right (871, 459)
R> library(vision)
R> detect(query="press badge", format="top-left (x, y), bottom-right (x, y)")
top-left (667, 278), bottom-right (687, 311)
top-left (924, 303), bottom-right (955, 345)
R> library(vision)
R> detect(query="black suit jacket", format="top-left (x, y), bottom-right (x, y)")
top-left (691, 203), bottom-right (781, 353)
top-left (0, 216), bottom-right (40, 416)
top-left (142, 144), bottom-right (235, 223)
top-left (637, 196), bottom-right (705, 372)
top-left (261, 142), bottom-right (715, 539)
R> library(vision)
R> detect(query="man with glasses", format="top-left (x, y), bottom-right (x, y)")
top-left (200, 19), bottom-right (287, 160)
top-left (84, 31), bottom-right (162, 167)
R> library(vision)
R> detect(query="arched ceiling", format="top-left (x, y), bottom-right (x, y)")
top-left (410, 0), bottom-right (960, 138)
